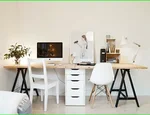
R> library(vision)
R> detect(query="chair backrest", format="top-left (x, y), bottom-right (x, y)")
top-left (27, 58), bottom-right (48, 86)
top-left (90, 63), bottom-right (114, 85)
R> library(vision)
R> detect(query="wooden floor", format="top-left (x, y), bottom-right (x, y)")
top-left (32, 96), bottom-right (150, 114)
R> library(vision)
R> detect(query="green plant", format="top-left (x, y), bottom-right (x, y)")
top-left (4, 43), bottom-right (30, 64)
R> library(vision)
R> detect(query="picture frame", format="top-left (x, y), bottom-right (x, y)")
top-left (70, 31), bottom-right (94, 63)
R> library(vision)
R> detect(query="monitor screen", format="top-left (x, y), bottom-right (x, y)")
top-left (37, 42), bottom-right (63, 58)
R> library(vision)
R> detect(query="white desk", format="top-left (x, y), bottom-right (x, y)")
top-left (4, 63), bottom-right (147, 107)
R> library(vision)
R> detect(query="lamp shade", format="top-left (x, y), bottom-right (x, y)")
top-left (120, 37), bottom-right (128, 46)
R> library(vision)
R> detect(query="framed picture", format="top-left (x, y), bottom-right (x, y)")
top-left (70, 31), bottom-right (94, 63)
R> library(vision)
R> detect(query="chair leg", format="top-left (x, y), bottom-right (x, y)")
top-left (104, 85), bottom-right (109, 101)
top-left (30, 87), bottom-right (33, 104)
top-left (56, 82), bottom-right (59, 104)
top-left (41, 90), bottom-right (43, 102)
top-left (89, 84), bottom-right (96, 102)
top-left (44, 89), bottom-right (48, 111)
top-left (91, 85), bottom-right (97, 108)
top-left (106, 85), bottom-right (114, 107)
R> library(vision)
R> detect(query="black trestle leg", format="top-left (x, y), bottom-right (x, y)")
top-left (115, 69), bottom-right (126, 107)
top-left (20, 82), bottom-right (24, 93)
top-left (20, 69), bottom-right (27, 93)
top-left (121, 69), bottom-right (128, 98)
top-left (21, 69), bottom-right (29, 96)
top-left (12, 68), bottom-right (39, 98)
top-left (127, 69), bottom-right (140, 107)
top-left (12, 68), bottom-right (20, 92)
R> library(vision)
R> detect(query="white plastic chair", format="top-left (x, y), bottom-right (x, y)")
top-left (89, 63), bottom-right (114, 108)
top-left (27, 58), bottom-right (59, 111)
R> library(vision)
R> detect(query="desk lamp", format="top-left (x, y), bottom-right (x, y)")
top-left (120, 37), bottom-right (141, 63)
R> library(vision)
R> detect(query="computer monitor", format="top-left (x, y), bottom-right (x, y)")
top-left (37, 42), bottom-right (63, 61)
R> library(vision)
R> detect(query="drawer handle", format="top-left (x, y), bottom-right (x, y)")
top-left (71, 96), bottom-right (79, 98)
top-left (71, 88), bottom-right (79, 90)
top-left (71, 80), bottom-right (79, 82)
top-left (71, 74), bottom-right (79, 76)
top-left (71, 69), bottom-right (79, 70)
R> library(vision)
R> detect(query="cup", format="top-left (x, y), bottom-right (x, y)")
top-left (116, 49), bottom-right (120, 53)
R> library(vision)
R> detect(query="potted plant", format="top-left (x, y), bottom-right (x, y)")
top-left (4, 43), bottom-right (30, 64)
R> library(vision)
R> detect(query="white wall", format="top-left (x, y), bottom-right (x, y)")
top-left (0, 2), bottom-right (150, 95)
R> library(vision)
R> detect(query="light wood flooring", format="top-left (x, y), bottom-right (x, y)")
top-left (32, 96), bottom-right (150, 114)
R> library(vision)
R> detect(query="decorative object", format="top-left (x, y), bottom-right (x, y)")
top-left (70, 31), bottom-right (94, 63)
top-left (106, 38), bottom-right (120, 63)
top-left (106, 39), bottom-right (116, 53)
top-left (4, 43), bottom-right (30, 64)
top-left (116, 49), bottom-right (120, 53)
top-left (70, 53), bottom-right (76, 64)
top-left (120, 37), bottom-right (141, 63)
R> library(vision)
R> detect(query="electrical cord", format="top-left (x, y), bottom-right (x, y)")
top-left (53, 68), bottom-right (65, 84)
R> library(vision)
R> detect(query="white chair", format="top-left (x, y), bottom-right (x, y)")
top-left (89, 63), bottom-right (114, 108)
top-left (27, 58), bottom-right (59, 111)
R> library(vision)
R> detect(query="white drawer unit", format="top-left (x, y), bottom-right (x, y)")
top-left (65, 69), bottom-right (85, 75)
top-left (65, 96), bottom-right (85, 105)
top-left (66, 87), bottom-right (84, 96)
top-left (65, 69), bottom-right (85, 105)
top-left (66, 74), bottom-right (85, 81)
top-left (66, 81), bottom-right (85, 96)
top-left (66, 80), bottom-right (84, 88)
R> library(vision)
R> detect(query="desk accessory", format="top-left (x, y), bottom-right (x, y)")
top-left (120, 37), bottom-right (141, 63)
top-left (77, 62), bottom-right (96, 66)
top-left (105, 38), bottom-right (120, 63)
top-left (100, 48), bottom-right (106, 62)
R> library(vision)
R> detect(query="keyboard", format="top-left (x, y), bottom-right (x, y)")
top-left (77, 63), bottom-right (96, 66)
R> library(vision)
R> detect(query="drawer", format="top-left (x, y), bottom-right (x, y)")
top-left (65, 69), bottom-right (85, 75)
top-left (65, 96), bottom-right (85, 105)
top-left (66, 80), bottom-right (84, 89)
top-left (66, 87), bottom-right (85, 96)
top-left (66, 74), bottom-right (85, 81)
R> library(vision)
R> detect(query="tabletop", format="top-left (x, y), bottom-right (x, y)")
top-left (3, 63), bottom-right (148, 70)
